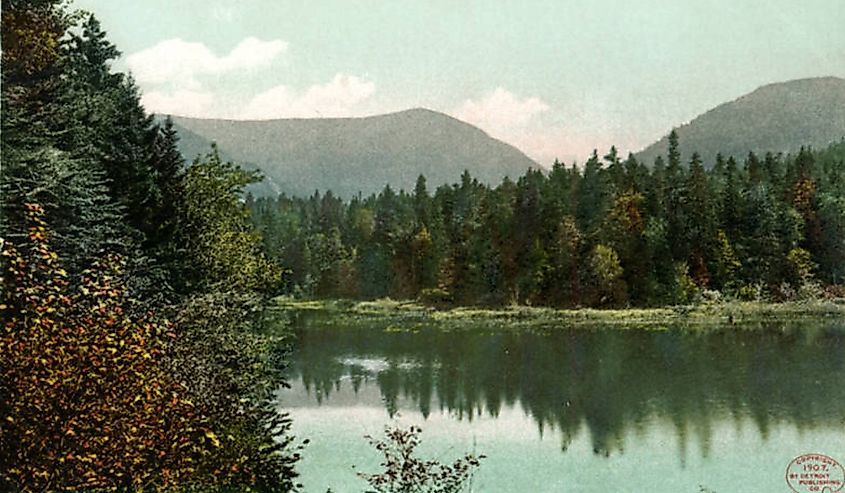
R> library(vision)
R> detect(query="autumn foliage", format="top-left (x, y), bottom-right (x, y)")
top-left (0, 204), bottom-right (222, 491)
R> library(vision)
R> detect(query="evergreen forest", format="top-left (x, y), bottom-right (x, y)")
top-left (250, 138), bottom-right (845, 307)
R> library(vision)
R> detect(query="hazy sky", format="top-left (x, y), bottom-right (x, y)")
top-left (74, 0), bottom-right (845, 164)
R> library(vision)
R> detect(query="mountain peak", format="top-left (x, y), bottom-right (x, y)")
top-left (392, 107), bottom-right (442, 116)
top-left (636, 76), bottom-right (845, 166)
top-left (170, 109), bottom-right (537, 197)
top-left (756, 75), bottom-right (844, 88)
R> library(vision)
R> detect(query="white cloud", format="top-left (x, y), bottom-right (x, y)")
top-left (451, 88), bottom-right (563, 163)
top-left (241, 74), bottom-right (376, 119)
top-left (506, 128), bottom-right (594, 166)
top-left (126, 37), bottom-right (287, 87)
top-left (452, 88), bottom-right (550, 137)
top-left (140, 89), bottom-right (215, 117)
top-left (449, 88), bottom-right (629, 165)
top-left (127, 38), bottom-right (376, 120)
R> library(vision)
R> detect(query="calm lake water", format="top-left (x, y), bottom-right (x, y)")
top-left (275, 313), bottom-right (845, 492)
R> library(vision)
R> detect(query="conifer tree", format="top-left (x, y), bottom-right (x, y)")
top-left (684, 152), bottom-right (716, 286)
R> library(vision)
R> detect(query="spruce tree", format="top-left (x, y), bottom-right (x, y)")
top-left (684, 152), bottom-right (716, 286)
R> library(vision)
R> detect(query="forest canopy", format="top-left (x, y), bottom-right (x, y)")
top-left (250, 135), bottom-right (845, 307)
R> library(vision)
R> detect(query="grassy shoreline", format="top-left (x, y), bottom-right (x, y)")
top-left (273, 297), bottom-right (845, 331)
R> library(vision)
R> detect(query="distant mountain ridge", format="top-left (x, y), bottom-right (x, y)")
top-left (168, 108), bottom-right (539, 197)
top-left (636, 77), bottom-right (845, 166)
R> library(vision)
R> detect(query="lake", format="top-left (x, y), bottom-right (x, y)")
top-left (276, 312), bottom-right (845, 492)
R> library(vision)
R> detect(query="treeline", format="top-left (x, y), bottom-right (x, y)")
top-left (1, 1), bottom-right (298, 491)
top-left (251, 134), bottom-right (845, 307)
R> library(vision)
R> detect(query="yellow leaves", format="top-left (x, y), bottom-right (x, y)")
top-left (23, 203), bottom-right (44, 214)
top-left (205, 430), bottom-right (221, 448)
top-left (3, 204), bottom-right (240, 491)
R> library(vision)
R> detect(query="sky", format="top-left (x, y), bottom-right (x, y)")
top-left (74, 0), bottom-right (845, 165)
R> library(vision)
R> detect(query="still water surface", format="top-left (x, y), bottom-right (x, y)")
top-left (277, 314), bottom-right (845, 492)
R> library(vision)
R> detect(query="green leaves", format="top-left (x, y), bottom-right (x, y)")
top-left (168, 291), bottom-right (303, 492)
top-left (176, 146), bottom-right (282, 294)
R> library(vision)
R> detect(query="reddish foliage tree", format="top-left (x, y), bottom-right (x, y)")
top-left (0, 204), bottom-right (225, 491)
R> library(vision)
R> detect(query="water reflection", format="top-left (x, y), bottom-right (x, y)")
top-left (285, 314), bottom-right (845, 461)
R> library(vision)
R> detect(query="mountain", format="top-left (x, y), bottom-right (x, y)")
top-left (168, 108), bottom-right (539, 197)
top-left (636, 77), bottom-right (845, 167)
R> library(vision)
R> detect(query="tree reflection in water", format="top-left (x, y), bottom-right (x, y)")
top-left (285, 314), bottom-right (845, 461)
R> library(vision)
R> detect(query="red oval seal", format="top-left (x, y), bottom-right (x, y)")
top-left (786, 453), bottom-right (845, 493)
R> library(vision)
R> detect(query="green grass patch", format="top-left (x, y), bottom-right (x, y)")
top-left (273, 297), bottom-right (845, 332)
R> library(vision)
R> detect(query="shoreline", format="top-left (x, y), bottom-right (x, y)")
top-left (273, 297), bottom-right (845, 330)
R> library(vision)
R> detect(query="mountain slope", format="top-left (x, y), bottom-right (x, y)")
top-left (636, 77), bottom-right (845, 166)
top-left (169, 108), bottom-right (538, 197)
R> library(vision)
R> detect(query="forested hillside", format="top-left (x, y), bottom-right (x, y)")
top-left (170, 108), bottom-right (539, 198)
top-left (1, 2), bottom-right (299, 491)
top-left (636, 77), bottom-right (845, 168)
top-left (251, 135), bottom-right (845, 307)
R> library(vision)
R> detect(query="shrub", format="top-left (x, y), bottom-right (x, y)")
top-left (0, 204), bottom-right (217, 491)
top-left (669, 262), bottom-right (699, 305)
top-left (0, 204), bottom-right (301, 491)
top-left (736, 283), bottom-right (764, 302)
top-left (786, 247), bottom-right (816, 285)
top-left (695, 289), bottom-right (723, 305)
top-left (357, 425), bottom-right (483, 493)
top-left (168, 292), bottom-right (303, 491)
top-left (586, 245), bottom-right (628, 307)
top-left (418, 288), bottom-right (453, 308)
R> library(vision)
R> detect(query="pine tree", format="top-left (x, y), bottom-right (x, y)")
top-left (413, 174), bottom-right (431, 227)
top-left (548, 216), bottom-right (582, 306)
top-left (1, 5), bottom-right (130, 275)
top-left (577, 150), bottom-right (609, 235)
top-left (0, 148), bottom-right (127, 274)
top-left (666, 130), bottom-right (682, 179)
top-left (604, 145), bottom-right (625, 193)
top-left (684, 152), bottom-right (716, 286)
top-left (60, 15), bottom-right (162, 254)
top-left (746, 151), bottom-right (764, 184)
top-left (647, 155), bottom-right (667, 219)
top-left (664, 132), bottom-right (687, 262)
top-left (144, 117), bottom-right (186, 283)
